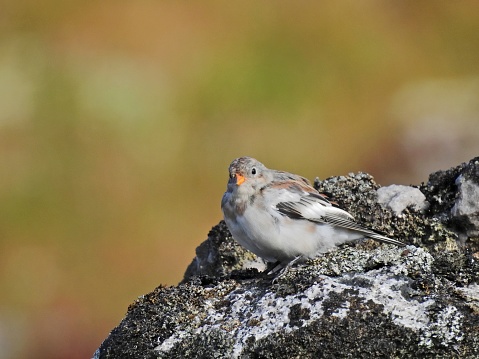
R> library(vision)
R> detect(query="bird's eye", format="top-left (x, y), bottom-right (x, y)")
top-left (251, 167), bottom-right (256, 175)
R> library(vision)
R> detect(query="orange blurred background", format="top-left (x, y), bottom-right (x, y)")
top-left (1, 1), bottom-right (479, 358)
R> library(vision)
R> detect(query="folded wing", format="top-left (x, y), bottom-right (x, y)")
top-left (276, 192), bottom-right (405, 247)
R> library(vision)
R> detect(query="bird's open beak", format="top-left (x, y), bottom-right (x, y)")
top-left (235, 173), bottom-right (245, 186)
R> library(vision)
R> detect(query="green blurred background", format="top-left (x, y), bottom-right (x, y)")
top-left (1, 1), bottom-right (479, 358)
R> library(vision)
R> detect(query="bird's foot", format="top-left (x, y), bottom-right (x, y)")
top-left (269, 255), bottom-right (303, 284)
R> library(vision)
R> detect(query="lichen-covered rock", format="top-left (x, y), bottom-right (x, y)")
top-left (182, 221), bottom-right (266, 281)
top-left (450, 166), bottom-right (479, 239)
top-left (94, 158), bottom-right (479, 359)
top-left (423, 157), bottom-right (479, 246)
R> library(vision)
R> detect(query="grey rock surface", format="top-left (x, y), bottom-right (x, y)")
top-left (450, 161), bottom-right (479, 238)
top-left (377, 184), bottom-right (429, 215)
top-left (94, 157), bottom-right (479, 359)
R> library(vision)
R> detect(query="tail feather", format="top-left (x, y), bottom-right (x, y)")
top-left (367, 233), bottom-right (406, 247)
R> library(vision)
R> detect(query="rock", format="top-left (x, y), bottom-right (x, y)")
top-left (377, 185), bottom-right (429, 215)
top-left (450, 160), bottom-right (479, 239)
top-left (423, 156), bottom-right (479, 243)
top-left (183, 221), bottom-right (266, 281)
top-left (94, 158), bottom-right (479, 359)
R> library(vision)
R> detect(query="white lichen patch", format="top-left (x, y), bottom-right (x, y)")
top-left (419, 305), bottom-right (464, 348)
top-left (331, 300), bottom-right (350, 319)
top-left (241, 257), bottom-right (267, 272)
top-left (155, 246), bottom-right (459, 358)
top-left (456, 282), bottom-right (479, 302)
top-left (357, 273), bottom-right (434, 330)
top-left (157, 330), bottom-right (192, 353)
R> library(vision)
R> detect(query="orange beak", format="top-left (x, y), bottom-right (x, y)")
top-left (235, 173), bottom-right (245, 186)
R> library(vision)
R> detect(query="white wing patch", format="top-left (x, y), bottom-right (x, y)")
top-left (276, 194), bottom-right (355, 223)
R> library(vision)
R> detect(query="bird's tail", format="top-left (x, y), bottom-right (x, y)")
top-left (366, 233), bottom-right (406, 247)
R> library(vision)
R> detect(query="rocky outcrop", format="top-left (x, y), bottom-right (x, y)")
top-left (94, 158), bottom-right (479, 359)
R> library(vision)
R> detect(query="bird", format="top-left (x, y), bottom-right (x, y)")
top-left (221, 156), bottom-right (405, 276)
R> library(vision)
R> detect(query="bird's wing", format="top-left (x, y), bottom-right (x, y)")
top-left (275, 193), bottom-right (353, 222)
top-left (274, 189), bottom-right (405, 247)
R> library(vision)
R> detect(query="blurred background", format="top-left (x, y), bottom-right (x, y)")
top-left (1, 1), bottom-right (479, 358)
